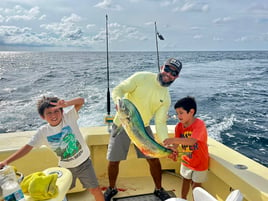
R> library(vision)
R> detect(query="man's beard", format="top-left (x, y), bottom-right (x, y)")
top-left (157, 73), bottom-right (174, 87)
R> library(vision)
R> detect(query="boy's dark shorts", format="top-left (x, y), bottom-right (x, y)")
top-left (68, 158), bottom-right (99, 189)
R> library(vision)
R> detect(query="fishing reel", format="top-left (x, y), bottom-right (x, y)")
top-left (104, 115), bottom-right (114, 133)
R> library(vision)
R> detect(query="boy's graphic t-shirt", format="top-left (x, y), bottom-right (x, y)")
top-left (175, 118), bottom-right (209, 171)
top-left (28, 107), bottom-right (90, 168)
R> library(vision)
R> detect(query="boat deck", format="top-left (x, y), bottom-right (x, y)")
top-left (1, 127), bottom-right (268, 201)
top-left (67, 171), bottom-right (193, 201)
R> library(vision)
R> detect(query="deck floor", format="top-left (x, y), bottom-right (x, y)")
top-left (67, 171), bottom-right (193, 201)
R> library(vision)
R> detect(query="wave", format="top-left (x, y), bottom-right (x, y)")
top-left (203, 114), bottom-right (236, 141)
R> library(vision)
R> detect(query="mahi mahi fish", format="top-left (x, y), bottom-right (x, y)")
top-left (117, 98), bottom-right (173, 158)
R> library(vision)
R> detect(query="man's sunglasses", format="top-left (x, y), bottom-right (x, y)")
top-left (164, 65), bottom-right (179, 77)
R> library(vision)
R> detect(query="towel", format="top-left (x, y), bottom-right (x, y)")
top-left (20, 172), bottom-right (59, 200)
top-left (21, 172), bottom-right (44, 193)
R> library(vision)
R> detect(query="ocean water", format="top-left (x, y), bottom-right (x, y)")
top-left (0, 51), bottom-right (267, 167)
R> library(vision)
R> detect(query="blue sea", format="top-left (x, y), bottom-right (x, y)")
top-left (0, 51), bottom-right (267, 167)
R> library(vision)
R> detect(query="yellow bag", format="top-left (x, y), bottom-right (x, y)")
top-left (20, 172), bottom-right (58, 200)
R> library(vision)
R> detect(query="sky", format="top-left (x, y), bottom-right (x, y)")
top-left (0, 0), bottom-right (268, 51)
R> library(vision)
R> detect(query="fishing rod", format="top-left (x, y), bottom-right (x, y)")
top-left (155, 22), bottom-right (177, 121)
top-left (154, 21), bottom-right (164, 72)
top-left (106, 14), bottom-right (110, 116)
top-left (104, 14), bottom-right (113, 133)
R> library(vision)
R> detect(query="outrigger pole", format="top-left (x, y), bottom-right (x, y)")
top-left (104, 14), bottom-right (113, 132)
top-left (154, 22), bottom-right (164, 72)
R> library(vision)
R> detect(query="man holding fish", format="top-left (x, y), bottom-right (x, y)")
top-left (104, 58), bottom-right (182, 201)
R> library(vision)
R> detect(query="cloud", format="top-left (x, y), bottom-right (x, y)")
top-left (235, 36), bottom-right (248, 42)
top-left (61, 13), bottom-right (81, 23)
top-left (193, 34), bottom-right (203, 39)
top-left (160, 0), bottom-right (178, 7)
top-left (190, 26), bottom-right (202, 31)
top-left (0, 25), bottom-right (31, 37)
top-left (109, 22), bottom-right (146, 41)
top-left (40, 14), bottom-right (83, 40)
top-left (92, 22), bottom-right (147, 44)
top-left (0, 0), bottom-right (267, 51)
top-left (39, 14), bottom-right (46, 20)
top-left (260, 32), bottom-right (268, 41)
top-left (235, 32), bottom-right (268, 43)
top-left (62, 28), bottom-right (83, 40)
top-left (94, 0), bottom-right (123, 11)
top-left (3, 5), bottom-right (42, 22)
top-left (145, 21), bottom-right (154, 26)
top-left (248, 3), bottom-right (268, 15)
top-left (86, 24), bottom-right (96, 29)
top-left (92, 30), bottom-right (105, 42)
top-left (0, 25), bottom-right (46, 46)
top-left (213, 37), bottom-right (223, 41)
top-left (0, 11), bottom-right (101, 48)
top-left (213, 17), bottom-right (232, 24)
top-left (180, 2), bottom-right (209, 12)
top-left (0, 15), bottom-right (4, 23)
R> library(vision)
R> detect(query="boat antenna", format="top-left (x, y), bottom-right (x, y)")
top-left (154, 21), bottom-right (164, 72)
top-left (104, 14), bottom-right (113, 132)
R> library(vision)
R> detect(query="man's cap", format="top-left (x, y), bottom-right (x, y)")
top-left (164, 58), bottom-right (182, 74)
